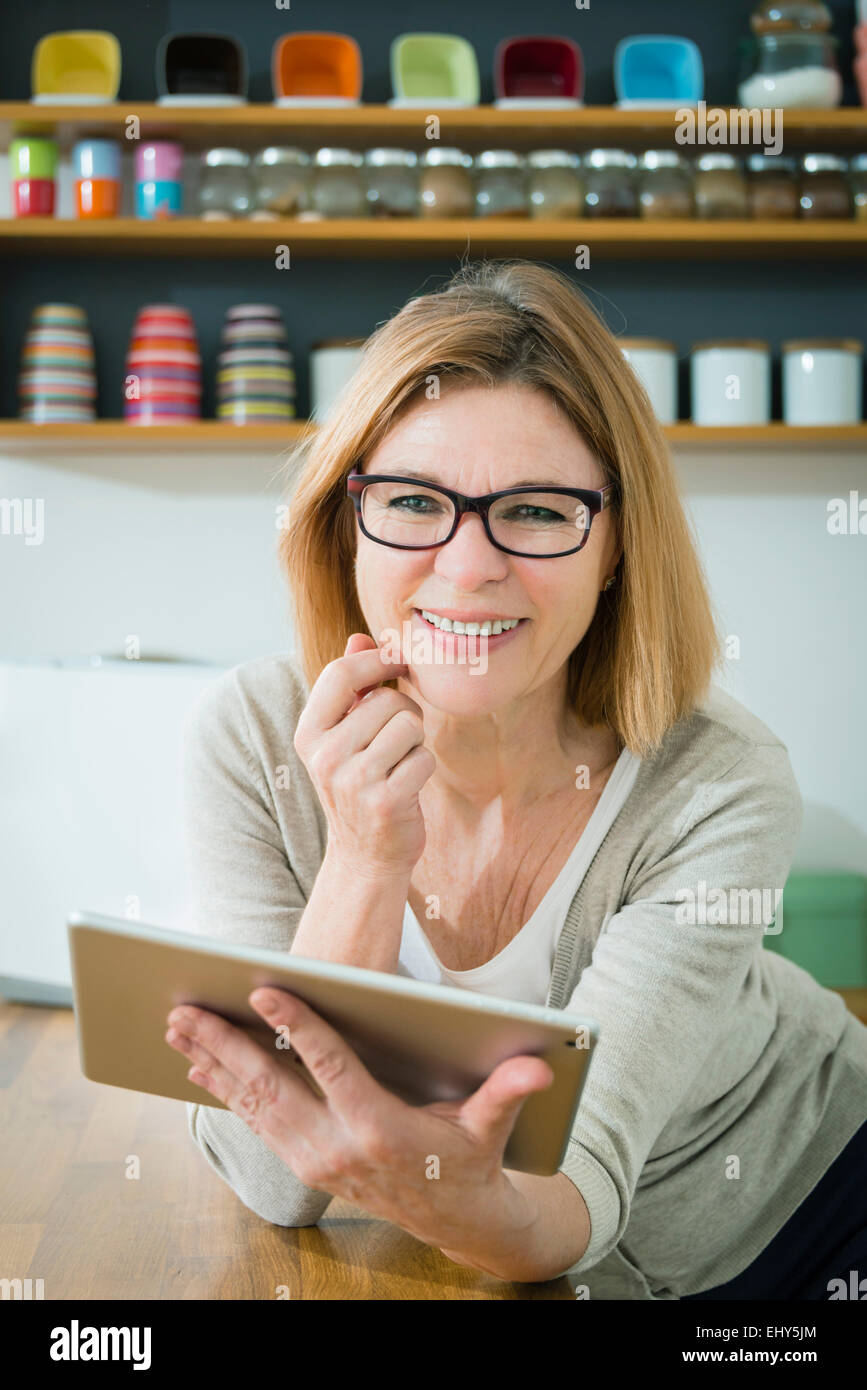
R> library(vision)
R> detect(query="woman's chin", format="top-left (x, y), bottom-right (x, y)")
top-left (402, 663), bottom-right (510, 716)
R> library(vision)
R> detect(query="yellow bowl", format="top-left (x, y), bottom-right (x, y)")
top-left (32, 31), bottom-right (121, 103)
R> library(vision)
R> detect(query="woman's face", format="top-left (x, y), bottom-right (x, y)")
top-left (353, 382), bottom-right (621, 718)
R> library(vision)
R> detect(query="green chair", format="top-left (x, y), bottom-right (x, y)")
top-left (765, 872), bottom-right (867, 987)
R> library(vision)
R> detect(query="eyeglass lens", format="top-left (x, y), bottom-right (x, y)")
top-left (359, 480), bottom-right (590, 555)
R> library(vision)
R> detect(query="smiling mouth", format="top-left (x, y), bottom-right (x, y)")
top-left (414, 609), bottom-right (526, 636)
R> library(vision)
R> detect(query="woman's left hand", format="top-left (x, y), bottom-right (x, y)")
top-left (165, 987), bottom-right (554, 1274)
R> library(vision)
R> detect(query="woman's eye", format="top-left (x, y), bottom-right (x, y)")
top-left (390, 494), bottom-right (442, 513)
top-left (503, 505), bottom-right (566, 524)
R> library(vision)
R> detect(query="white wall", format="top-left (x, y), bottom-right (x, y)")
top-left (678, 449), bottom-right (867, 873)
top-left (1, 440), bottom-right (865, 989)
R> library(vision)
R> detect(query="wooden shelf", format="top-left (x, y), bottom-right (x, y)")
top-left (839, 987), bottom-right (867, 1023)
top-left (2, 102), bottom-right (867, 150)
top-left (2, 421), bottom-right (865, 450)
top-left (0, 421), bottom-right (311, 451)
top-left (1, 217), bottom-right (865, 260)
top-left (663, 423), bottom-right (867, 447)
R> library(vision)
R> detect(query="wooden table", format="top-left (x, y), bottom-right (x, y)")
top-left (0, 1002), bottom-right (574, 1300)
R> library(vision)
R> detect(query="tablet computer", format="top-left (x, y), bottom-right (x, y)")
top-left (67, 910), bottom-right (599, 1175)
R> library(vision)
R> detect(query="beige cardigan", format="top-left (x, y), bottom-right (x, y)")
top-left (181, 653), bottom-right (867, 1299)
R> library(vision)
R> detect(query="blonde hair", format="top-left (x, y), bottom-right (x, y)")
top-left (280, 260), bottom-right (722, 757)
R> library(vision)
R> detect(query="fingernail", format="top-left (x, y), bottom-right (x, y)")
top-left (252, 990), bottom-right (279, 1016)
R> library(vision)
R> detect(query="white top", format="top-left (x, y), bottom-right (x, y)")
top-left (397, 747), bottom-right (642, 1004)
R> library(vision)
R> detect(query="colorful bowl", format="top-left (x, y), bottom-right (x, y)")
top-left (156, 32), bottom-right (248, 106)
top-left (272, 33), bottom-right (362, 106)
top-left (134, 141), bottom-right (184, 219)
top-left (216, 304), bottom-right (295, 423)
top-left (18, 304), bottom-right (97, 422)
top-left (494, 36), bottom-right (584, 107)
top-left (73, 139), bottom-right (121, 219)
top-left (614, 35), bottom-right (704, 108)
top-left (124, 306), bottom-right (201, 424)
top-left (9, 138), bottom-right (58, 217)
top-left (31, 30), bottom-right (121, 104)
top-left (390, 33), bottom-right (480, 107)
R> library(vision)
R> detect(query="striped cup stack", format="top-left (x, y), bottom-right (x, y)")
top-left (18, 304), bottom-right (96, 422)
top-left (124, 304), bottom-right (201, 424)
top-left (216, 304), bottom-right (295, 424)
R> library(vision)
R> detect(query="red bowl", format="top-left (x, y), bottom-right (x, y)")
top-left (494, 36), bottom-right (584, 101)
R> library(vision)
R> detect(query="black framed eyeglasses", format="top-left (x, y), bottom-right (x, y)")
top-left (346, 470), bottom-right (617, 559)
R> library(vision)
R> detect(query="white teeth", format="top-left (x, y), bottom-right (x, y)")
top-left (419, 609), bottom-right (520, 635)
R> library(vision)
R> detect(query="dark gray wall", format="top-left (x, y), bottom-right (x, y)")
top-left (1, 1), bottom-right (864, 419)
top-left (0, 0), bottom-right (860, 105)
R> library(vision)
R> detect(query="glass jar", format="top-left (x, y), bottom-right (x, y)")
top-left (310, 148), bottom-right (367, 218)
top-left (474, 150), bottom-right (527, 217)
top-left (851, 154), bottom-right (867, 222)
top-left (747, 154), bottom-right (799, 218)
top-left (418, 148), bottom-right (473, 217)
top-left (250, 147), bottom-right (310, 218)
top-left (738, 32), bottom-right (841, 108)
top-left (742, 1), bottom-right (841, 104)
top-left (637, 151), bottom-right (694, 219)
top-left (198, 148), bottom-right (251, 219)
top-left (364, 149), bottom-right (419, 217)
top-left (582, 150), bottom-right (638, 218)
top-left (799, 154), bottom-right (851, 218)
top-left (526, 151), bottom-right (583, 219)
top-left (694, 154), bottom-right (748, 219)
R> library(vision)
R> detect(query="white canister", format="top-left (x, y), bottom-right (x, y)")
top-left (619, 337), bottom-right (678, 424)
top-left (690, 340), bottom-right (771, 426)
top-left (781, 338), bottom-right (863, 425)
top-left (310, 338), bottom-right (366, 420)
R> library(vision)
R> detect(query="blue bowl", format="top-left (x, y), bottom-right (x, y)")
top-left (72, 138), bottom-right (121, 179)
top-left (614, 35), bottom-right (704, 104)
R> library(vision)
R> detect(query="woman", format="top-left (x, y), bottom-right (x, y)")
top-left (168, 260), bottom-right (867, 1299)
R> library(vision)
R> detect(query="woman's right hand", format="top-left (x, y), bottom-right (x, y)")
top-left (293, 633), bottom-right (436, 880)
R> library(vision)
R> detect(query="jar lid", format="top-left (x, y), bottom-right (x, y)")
top-left (584, 149), bottom-right (636, 170)
top-left (314, 148), bottom-right (363, 167)
top-left (781, 337), bottom-right (863, 353)
top-left (802, 153), bottom-right (848, 173)
top-left (203, 148), bottom-right (250, 167)
top-left (475, 150), bottom-right (525, 168)
top-left (747, 153), bottom-right (797, 173)
top-left (618, 337), bottom-right (678, 352)
top-left (638, 150), bottom-right (685, 171)
top-left (691, 339), bottom-right (770, 351)
top-left (254, 147), bottom-right (310, 167)
top-left (312, 337), bottom-right (367, 349)
top-left (696, 153), bottom-right (742, 171)
top-left (419, 147), bottom-right (472, 168)
top-left (365, 148), bottom-right (418, 167)
top-left (750, 0), bottom-right (833, 34)
top-left (526, 150), bottom-right (581, 169)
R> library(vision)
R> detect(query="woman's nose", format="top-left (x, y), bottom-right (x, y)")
top-left (432, 512), bottom-right (510, 587)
